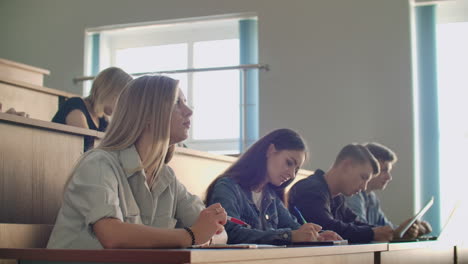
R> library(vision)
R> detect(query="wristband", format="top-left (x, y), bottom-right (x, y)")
top-left (183, 227), bottom-right (196, 245)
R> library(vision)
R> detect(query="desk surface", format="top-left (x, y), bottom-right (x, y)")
top-left (0, 244), bottom-right (387, 264)
top-left (387, 240), bottom-right (454, 251)
top-left (0, 112), bottom-right (104, 138)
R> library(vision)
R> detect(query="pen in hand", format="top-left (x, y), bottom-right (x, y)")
top-left (293, 206), bottom-right (308, 225)
top-left (227, 216), bottom-right (251, 228)
top-left (294, 206), bottom-right (325, 234)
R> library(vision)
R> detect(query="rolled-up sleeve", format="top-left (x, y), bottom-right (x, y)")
top-left (170, 168), bottom-right (204, 227)
top-left (64, 152), bottom-right (124, 235)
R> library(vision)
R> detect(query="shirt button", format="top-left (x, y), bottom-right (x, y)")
top-left (265, 214), bottom-right (269, 220)
top-left (283, 233), bottom-right (289, 239)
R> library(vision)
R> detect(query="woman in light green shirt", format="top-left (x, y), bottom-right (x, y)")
top-left (47, 75), bottom-right (227, 249)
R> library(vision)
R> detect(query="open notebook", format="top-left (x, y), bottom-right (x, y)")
top-left (288, 240), bottom-right (349, 246)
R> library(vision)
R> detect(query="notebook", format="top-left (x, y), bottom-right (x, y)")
top-left (190, 244), bottom-right (286, 249)
top-left (289, 240), bottom-right (349, 246)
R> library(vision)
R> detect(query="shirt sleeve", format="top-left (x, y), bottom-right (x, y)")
top-left (370, 193), bottom-right (395, 228)
top-left (63, 151), bottom-right (124, 236)
top-left (289, 183), bottom-right (374, 243)
top-left (169, 167), bottom-right (205, 227)
top-left (208, 179), bottom-right (294, 245)
top-left (345, 193), bottom-right (368, 223)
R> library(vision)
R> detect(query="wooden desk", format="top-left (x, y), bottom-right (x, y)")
top-left (0, 58), bottom-right (50, 86)
top-left (0, 77), bottom-right (77, 121)
top-left (0, 244), bottom-right (387, 264)
top-left (0, 113), bottom-right (104, 225)
top-left (379, 241), bottom-right (455, 264)
top-left (457, 245), bottom-right (468, 264)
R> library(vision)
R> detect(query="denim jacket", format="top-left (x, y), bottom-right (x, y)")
top-left (207, 177), bottom-right (301, 245)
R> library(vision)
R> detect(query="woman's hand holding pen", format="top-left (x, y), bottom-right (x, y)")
top-left (190, 203), bottom-right (227, 245)
top-left (291, 223), bottom-right (322, 242)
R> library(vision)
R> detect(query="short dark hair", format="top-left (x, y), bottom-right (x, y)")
top-left (364, 142), bottom-right (398, 163)
top-left (334, 144), bottom-right (380, 175)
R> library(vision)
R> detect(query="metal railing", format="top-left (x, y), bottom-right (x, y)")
top-left (72, 64), bottom-right (269, 83)
top-left (73, 63), bottom-right (269, 152)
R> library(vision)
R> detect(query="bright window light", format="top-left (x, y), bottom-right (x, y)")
top-left (86, 17), bottom-right (246, 154)
top-left (116, 44), bottom-right (188, 73)
top-left (436, 22), bottom-right (468, 238)
top-left (192, 39), bottom-right (240, 140)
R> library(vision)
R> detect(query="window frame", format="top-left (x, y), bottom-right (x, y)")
top-left (86, 19), bottom-right (242, 153)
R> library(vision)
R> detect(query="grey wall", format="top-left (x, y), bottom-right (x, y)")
top-left (0, 0), bottom-right (414, 224)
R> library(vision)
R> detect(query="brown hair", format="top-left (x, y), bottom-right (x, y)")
top-left (205, 128), bottom-right (308, 203)
top-left (364, 142), bottom-right (398, 163)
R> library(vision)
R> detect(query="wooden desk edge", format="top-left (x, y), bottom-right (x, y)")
top-left (387, 240), bottom-right (456, 251)
top-left (0, 77), bottom-right (77, 98)
top-left (0, 113), bottom-right (105, 138)
top-left (174, 147), bottom-right (313, 177)
top-left (0, 248), bottom-right (190, 263)
top-left (0, 58), bottom-right (51, 75)
top-left (0, 244), bottom-right (387, 263)
top-left (190, 243), bottom-right (387, 262)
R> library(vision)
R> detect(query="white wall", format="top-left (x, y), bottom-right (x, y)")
top-left (437, 0), bottom-right (468, 23)
top-left (0, 0), bottom-right (414, 223)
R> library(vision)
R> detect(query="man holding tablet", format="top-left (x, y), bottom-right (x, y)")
top-left (345, 142), bottom-right (432, 239)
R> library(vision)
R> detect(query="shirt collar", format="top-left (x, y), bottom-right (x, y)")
top-left (314, 169), bottom-right (334, 200)
top-left (118, 144), bottom-right (144, 178)
top-left (117, 145), bottom-right (175, 193)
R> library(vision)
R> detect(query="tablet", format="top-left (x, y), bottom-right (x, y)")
top-left (397, 197), bottom-right (434, 238)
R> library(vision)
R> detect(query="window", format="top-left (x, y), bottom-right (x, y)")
top-left (436, 22), bottom-right (468, 238)
top-left (84, 17), bottom-right (257, 154)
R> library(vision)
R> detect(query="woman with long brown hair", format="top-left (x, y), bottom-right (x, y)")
top-left (205, 128), bottom-right (341, 245)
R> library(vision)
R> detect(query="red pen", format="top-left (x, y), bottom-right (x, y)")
top-left (227, 216), bottom-right (251, 228)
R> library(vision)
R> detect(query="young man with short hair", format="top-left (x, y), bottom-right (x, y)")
top-left (288, 144), bottom-right (394, 243)
top-left (345, 142), bottom-right (432, 238)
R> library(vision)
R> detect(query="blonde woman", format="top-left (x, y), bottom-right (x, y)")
top-left (47, 75), bottom-right (227, 249)
top-left (52, 67), bottom-right (132, 151)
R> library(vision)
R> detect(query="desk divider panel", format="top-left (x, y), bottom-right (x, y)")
top-left (0, 58), bottom-right (50, 86)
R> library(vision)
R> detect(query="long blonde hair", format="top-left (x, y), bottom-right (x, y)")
top-left (87, 67), bottom-right (132, 115)
top-left (98, 75), bottom-right (178, 183)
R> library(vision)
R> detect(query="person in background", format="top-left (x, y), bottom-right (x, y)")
top-left (288, 144), bottom-right (394, 243)
top-left (345, 142), bottom-right (432, 239)
top-left (47, 75), bottom-right (227, 249)
top-left (52, 67), bottom-right (132, 151)
top-left (205, 128), bottom-right (342, 245)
